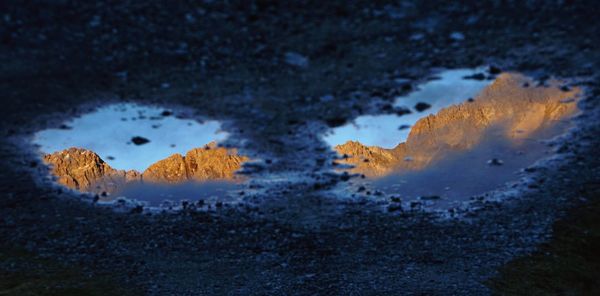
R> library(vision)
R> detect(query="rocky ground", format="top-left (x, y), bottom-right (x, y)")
top-left (1, 1), bottom-right (599, 295)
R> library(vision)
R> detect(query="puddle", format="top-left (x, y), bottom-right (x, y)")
top-left (327, 69), bottom-right (581, 209)
top-left (325, 68), bottom-right (492, 148)
top-left (33, 103), bottom-right (246, 206)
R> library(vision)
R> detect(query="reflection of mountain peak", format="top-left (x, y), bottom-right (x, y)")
top-left (204, 141), bottom-right (219, 149)
top-left (43, 145), bottom-right (248, 194)
top-left (337, 73), bottom-right (580, 177)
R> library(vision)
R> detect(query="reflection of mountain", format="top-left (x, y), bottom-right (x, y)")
top-left (43, 142), bottom-right (247, 194)
top-left (335, 73), bottom-right (580, 177)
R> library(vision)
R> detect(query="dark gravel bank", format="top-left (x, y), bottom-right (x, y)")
top-left (1, 1), bottom-right (599, 295)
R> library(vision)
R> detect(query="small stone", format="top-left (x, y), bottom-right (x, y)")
top-left (398, 124), bottom-right (411, 130)
top-left (463, 73), bottom-right (486, 80)
top-left (395, 107), bottom-right (412, 116)
top-left (390, 196), bottom-right (401, 203)
top-left (89, 15), bottom-right (101, 27)
top-left (319, 94), bottom-right (334, 102)
top-left (449, 32), bottom-right (465, 41)
top-left (131, 136), bottom-right (150, 145)
top-left (388, 205), bottom-right (403, 212)
top-left (487, 158), bottom-right (504, 166)
top-left (409, 33), bottom-right (425, 41)
top-left (284, 52), bottom-right (309, 68)
top-left (325, 117), bottom-right (347, 127)
top-left (419, 195), bottom-right (441, 200)
top-left (130, 205), bottom-right (144, 214)
top-left (488, 65), bottom-right (502, 74)
top-left (340, 172), bottom-right (351, 181)
top-left (414, 102), bottom-right (431, 112)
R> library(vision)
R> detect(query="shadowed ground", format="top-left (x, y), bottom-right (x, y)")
top-left (1, 1), bottom-right (599, 295)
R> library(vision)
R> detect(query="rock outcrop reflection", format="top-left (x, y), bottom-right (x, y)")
top-left (43, 143), bottom-right (247, 198)
top-left (335, 73), bottom-right (580, 178)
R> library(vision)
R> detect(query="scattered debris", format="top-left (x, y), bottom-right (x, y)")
top-left (325, 117), bottom-right (347, 127)
top-left (388, 204), bottom-right (403, 212)
top-left (449, 32), bottom-right (465, 41)
top-left (131, 136), bottom-right (150, 145)
top-left (284, 52), bottom-right (309, 68)
top-left (463, 73), bottom-right (486, 80)
top-left (419, 195), bottom-right (441, 200)
top-left (487, 158), bottom-right (504, 166)
top-left (414, 102), bottom-right (431, 112)
top-left (488, 65), bottom-right (502, 74)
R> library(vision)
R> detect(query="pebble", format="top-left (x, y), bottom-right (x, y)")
top-left (284, 52), bottom-right (309, 68)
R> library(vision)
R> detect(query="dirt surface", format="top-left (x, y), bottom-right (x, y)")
top-left (1, 1), bottom-right (599, 295)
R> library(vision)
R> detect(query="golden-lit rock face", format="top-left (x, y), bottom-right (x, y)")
top-left (142, 143), bottom-right (248, 184)
top-left (142, 153), bottom-right (188, 184)
top-left (335, 73), bottom-right (580, 178)
top-left (184, 144), bottom-right (247, 181)
top-left (43, 143), bottom-right (248, 194)
top-left (42, 148), bottom-right (141, 193)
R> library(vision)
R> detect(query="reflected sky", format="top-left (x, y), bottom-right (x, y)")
top-left (33, 103), bottom-right (228, 171)
top-left (371, 128), bottom-right (554, 207)
top-left (331, 70), bottom-right (581, 209)
top-left (324, 69), bottom-right (492, 148)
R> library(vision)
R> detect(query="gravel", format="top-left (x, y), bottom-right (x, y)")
top-left (0, 1), bottom-right (599, 295)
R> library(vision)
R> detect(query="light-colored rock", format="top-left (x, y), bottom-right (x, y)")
top-left (336, 73), bottom-right (581, 177)
top-left (43, 143), bottom-right (247, 194)
top-left (42, 147), bottom-right (141, 193)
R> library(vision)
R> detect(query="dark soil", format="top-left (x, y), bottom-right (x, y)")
top-left (1, 1), bottom-right (599, 295)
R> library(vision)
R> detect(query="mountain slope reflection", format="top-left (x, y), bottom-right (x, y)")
top-left (372, 126), bottom-right (562, 207)
top-left (332, 72), bottom-right (581, 207)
